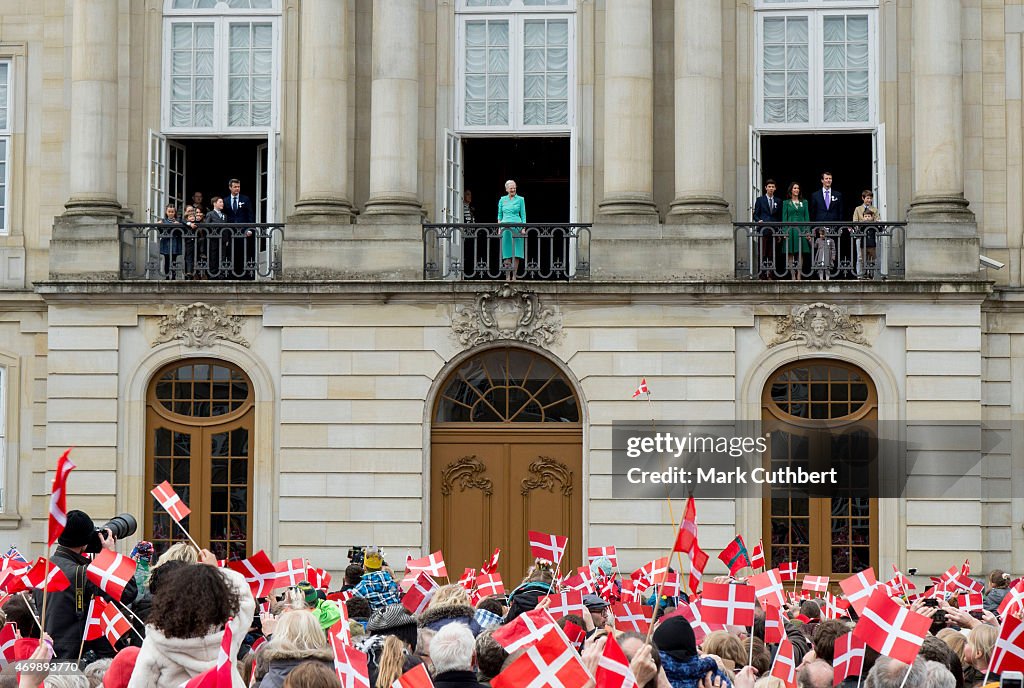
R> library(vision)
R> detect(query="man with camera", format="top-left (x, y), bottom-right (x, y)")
top-left (36, 510), bottom-right (139, 661)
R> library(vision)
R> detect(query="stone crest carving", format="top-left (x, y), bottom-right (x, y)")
top-left (153, 302), bottom-right (250, 348)
top-left (769, 302), bottom-right (867, 349)
top-left (451, 283), bottom-right (562, 348)
top-left (440, 456), bottom-right (494, 496)
top-left (521, 457), bottom-right (574, 497)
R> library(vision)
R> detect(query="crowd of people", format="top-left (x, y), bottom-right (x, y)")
top-left (0, 520), bottom-right (1018, 688)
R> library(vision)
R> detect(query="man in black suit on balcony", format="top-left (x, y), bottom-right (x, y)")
top-left (223, 178), bottom-right (256, 279)
top-left (753, 178), bottom-right (783, 278)
top-left (809, 171), bottom-right (849, 277)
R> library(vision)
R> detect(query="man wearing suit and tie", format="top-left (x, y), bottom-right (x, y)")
top-left (809, 171), bottom-right (849, 277)
top-left (223, 178), bottom-right (256, 279)
top-left (753, 179), bottom-right (783, 278)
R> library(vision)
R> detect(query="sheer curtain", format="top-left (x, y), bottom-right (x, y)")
top-left (465, 19), bottom-right (510, 126)
top-left (762, 16), bottom-right (808, 124)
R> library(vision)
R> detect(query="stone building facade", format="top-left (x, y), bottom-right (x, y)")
top-left (0, 0), bottom-right (1019, 583)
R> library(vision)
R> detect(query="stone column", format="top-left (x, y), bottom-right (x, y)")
top-left (906, 0), bottom-right (979, 278)
top-left (64, 0), bottom-right (120, 216)
top-left (362, 0), bottom-right (421, 219)
top-left (293, 0), bottom-right (353, 219)
top-left (596, 0), bottom-right (658, 222)
top-left (666, 0), bottom-right (729, 223)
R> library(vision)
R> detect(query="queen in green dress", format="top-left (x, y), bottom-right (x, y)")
top-left (782, 181), bottom-right (810, 281)
top-left (498, 179), bottom-right (526, 280)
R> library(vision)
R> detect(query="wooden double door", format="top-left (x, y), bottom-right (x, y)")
top-left (430, 427), bottom-right (582, 587)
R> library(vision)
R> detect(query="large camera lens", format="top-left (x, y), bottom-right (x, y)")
top-left (101, 513), bottom-right (138, 540)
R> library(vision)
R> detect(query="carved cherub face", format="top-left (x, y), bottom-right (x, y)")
top-left (811, 315), bottom-right (827, 336)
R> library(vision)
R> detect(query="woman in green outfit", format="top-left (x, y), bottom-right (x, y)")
top-left (782, 181), bottom-right (810, 281)
top-left (498, 179), bottom-right (526, 280)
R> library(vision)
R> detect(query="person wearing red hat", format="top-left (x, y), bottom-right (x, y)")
top-left (103, 646), bottom-right (141, 688)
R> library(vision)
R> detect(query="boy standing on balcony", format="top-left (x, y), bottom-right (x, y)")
top-left (753, 178), bottom-right (783, 278)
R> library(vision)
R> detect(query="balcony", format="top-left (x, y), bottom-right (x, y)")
top-left (119, 223), bottom-right (284, 280)
top-left (734, 222), bottom-right (906, 281)
top-left (423, 223), bottom-right (591, 281)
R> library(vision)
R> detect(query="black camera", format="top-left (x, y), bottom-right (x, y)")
top-left (86, 513), bottom-right (138, 553)
top-left (347, 546), bottom-right (365, 566)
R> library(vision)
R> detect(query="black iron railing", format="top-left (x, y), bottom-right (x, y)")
top-left (423, 223), bottom-right (591, 281)
top-left (119, 223), bottom-right (284, 280)
top-left (734, 222), bottom-right (906, 281)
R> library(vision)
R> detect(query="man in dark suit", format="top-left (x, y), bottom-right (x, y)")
top-left (223, 178), bottom-right (256, 278)
top-left (809, 171), bottom-right (850, 277)
top-left (753, 179), bottom-right (783, 278)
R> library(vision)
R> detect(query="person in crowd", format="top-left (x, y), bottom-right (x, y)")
top-left (810, 620), bottom-right (848, 665)
top-left (797, 659), bottom-right (834, 688)
top-left (753, 178), bottom-right (783, 279)
top-left (583, 595), bottom-right (609, 633)
top-left (926, 661), bottom-right (958, 688)
top-left (253, 610), bottom-right (334, 688)
top-left (812, 226), bottom-right (835, 281)
top-left (127, 549), bottom-right (255, 688)
top-left (355, 604), bottom-right (423, 688)
top-left (652, 616), bottom-right (733, 688)
top-left (505, 565), bottom-right (555, 622)
top-left (38, 510), bottom-right (139, 661)
top-left (852, 189), bottom-right (878, 221)
top-left (497, 179), bottom-right (526, 281)
top-left (82, 657), bottom-right (111, 686)
top-left (740, 637), bottom-right (771, 679)
top-left (809, 171), bottom-right (848, 277)
top-left (352, 547), bottom-right (401, 611)
top-left (701, 631), bottom-right (747, 673)
top-left (783, 181), bottom-right (810, 281)
top-left (463, 190), bottom-right (476, 224)
top-left (223, 178), bottom-right (256, 280)
top-left (341, 565), bottom-right (365, 592)
top-left (920, 636), bottom-right (964, 688)
top-left (158, 204), bottom-right (183, 280)
top-left (347, 597), bottom-right (373, 626)
top-left (474, 631), bottom-right (507, 688)
top-left (859, 208), bottom-right (879, 278)
top-left (865, 657), bottom-right (926, 688)
top-left (190, 190), bottom-right (207, 214)
top-left (418, 586), bottom-right (483, 636)
top-left (292, 582), bottom-right (342, 630)
top-left (430, 624), bottom-right (487, 688)
top-left (962, 624), bottom-right (998, 687)
top-left (129, 541), bottom-right (154, 599)
top-left (203, 196), bottom-right (227, 279)
top-left (103, 646), bottom-right (141, 688)
top-left (282, 661), bottom-right (342, 688)
top-left (181, 206), bottom-right (198, 279)
top-left (2, 594), bottom-right (40, 639)
top-left (983, 570), bottom-right (1012, 612)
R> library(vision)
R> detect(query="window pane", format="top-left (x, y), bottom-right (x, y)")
top-left (521, 19), bottom-right (569, 126)
top-left (464, 19), bottom-right (510, 127)
top-left (168, 23), bottom-right (216, 128)
top-left (762, 17), bottom-right (808, 127)
top-left (0, 63), bottom-right (9, 131)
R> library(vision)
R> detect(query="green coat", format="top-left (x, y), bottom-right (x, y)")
top-left (498, 194), bottom-right (526, 260)
top-left (783, 199), bottom-right (810, 254)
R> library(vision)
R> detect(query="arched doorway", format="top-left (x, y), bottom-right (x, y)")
top-left (761, 359), bottom-right (878, 582)
top-left (145, 359), bottom-right (254, 561)
top-left (430, 347), bottom-right (583, 585)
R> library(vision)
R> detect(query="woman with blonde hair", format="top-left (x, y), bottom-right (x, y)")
top-left (701, 631), bottom-right (747, 673)
top-left (428, 585), bottom-right (471, 610)
top-left (153, 543), bottom-right (199, 568)
top-left (964, 624), bottom-right (998, 687)
top-left (254, 611), bottom-right (334, 688)
top-left (419, 585), bottom-right (483, 637)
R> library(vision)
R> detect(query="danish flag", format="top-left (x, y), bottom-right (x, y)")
top-left (823, 592), bottom-right (851, 620)
top-left (47, 449), bottom-right (76, 546)
top-left (763, 604), bottom-right (786, 644)
top-left (402, 571), bottom-right (439, 615)
top-left (770, 637), bottom-right (797, 688)
top-left (632, 557), bottom-right (669, 588)
top-left (87, 549), bottom-right (137, 602)
top-left (475, 573), bottom-right (505, 597)
top-left (274, 558), bottom-right (307, 589)
top-left (688, 544), bottom-right (709, 595)
top-left (701, 582), bottom-right (756, 626)
top-left (886, 565), bottom-right (917, 596)
top-left (20, 557), bottom-right (70, 593)
top-left (659, 571), bottom-right (681, 598)
top-left (802, 575), bottom-right (830, 593)
top-left (151, 480), bottom-right (191, 523)
top-left (596, 634), bottom-right (639, 688)
top-left (481, 548), bottom-right (501, 575)
top-left (566, 567), bottom-right (596, 594)
top-left (778, 561), bottom-right (799, 581)
top-left (674, 497), bottom-right (698, 555)
top-left (458, 568), bottom-right (477, 590)
top-left (542, 591), bottom-right (586, 620)
top-left (990, 613), bottom-right (1024, 675)
top-left (529, 531), bottom-right (568, 564)
top-left (670, 601), bottom-right (724, 644)
top-left (833, 633), bottom-right (866, 686)
top-left (632, 379), bottom-right (650, 398)
top-left (946, 573), bottom-right (984, 596)
top-left (612, 603), bottom-right (652, 634)
top-left (251, 636), bottom-right (267, 653)
top-left (493, 629), bottom-right (591, 688)
top-left (327, 589), bottom-right (356, 604)
top-left (228, 550), bottom-right (278, 597)
top-left (492, 608), bottom-right (558, 653)
top-left (957, 593), bottom-right (983, 613)
top-left (100, 602), bottom-right (133, 648)
top-left (588, 546), bottom-right (619, 568)
top-left (331, 615), bottom-right (352, 648)
top-left (852, 588), bottom-right (931, 665)
top-left (0, 623), bottom-right (18, 668)
top-left (749, 540), bottom-right (765, 570)
top-left (749, 568), bottom-right (786, 607)
top-left (83, 598), bottom-right (107, 644)
top-left (839, 568), bottom-right (878, 616)
top-left (332, 637), bottom-right (371, 688)
top-left (998, 578), bottom-right (1024, 616)
top-left (620, 579), bottom-right (644, 603)
top-left (307, 566), bottom-right (332, 592)
top-left (407, 551), bottom-right (448, 578)
top-left (393, 663), bottom-right (435, 688)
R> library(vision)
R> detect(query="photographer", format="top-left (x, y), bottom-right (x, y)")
top-left (37, 509), bottom-right (139, 661)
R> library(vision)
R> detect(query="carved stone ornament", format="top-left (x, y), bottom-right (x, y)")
top-left (152, 302), bottom-right (250, 349)
top-left (440, 456), bottom-right (494, 496)
top-left (451, 283), bottom-right (563, 349)
top-left (769, 302), bottom-right (868, 349)
top-left (521, 457), bottom-right (574, 497)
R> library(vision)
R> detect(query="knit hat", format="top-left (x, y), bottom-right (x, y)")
top-left (652, 615), bottom-right (698, 661)
top-left (590, 556), bottom-right (613, 579)
top-left (367, 604), bottom-right (418, 648)
top-left (58, 510), bottom-right (95, 549)
top-left (297, 581), bottom-right (319, 608)
top-left (103, 647), bottom-right (141, 688)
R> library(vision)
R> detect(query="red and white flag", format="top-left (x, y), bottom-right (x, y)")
top-left (332, 636), bottom-right (370, 688)
top-left (0, 623), bottom-right (18, 668)
top-left (749, 568), bottom-right (786, 607)
top-left (87, 549), bottom-right (137, 602)
top-left (542, 591), bottom-right (586, 620)
top-left (839, 568), bottom-right (878, 616)
top-left (493, 629), bottom-right (591, 688)
top-left (632, 378), bottom-right (650, 399)
top-left (100, 602), bottom-right (133, 648)
top-left (475, 573), bottom-right (505, 598)
top-left (957, 593), bottom-right (983, 613)
top-left (778, 561), bottom-right (799, 581)
top-left (763, 604), bottom-right (786, 644)
top-left (529, 531), bottom-right (568, 564)
top-left (275, 558), bottom-right (307, 589)
top-left (481, 548), bottom-right (501, 576)
top-left (402, 572), bottom-right (440, 615)
top-left (632, 557), bottom-right (669, 588)
top-left (458, 568), bottom-right (477, 591)
top-left (946, 573), bottom-right (984, 596)
top-left (407, 551), bottom-right (448, 578)
top-left (251, 636), bottom-right (267, 653)
top-left (306, 566), bottom-right (332, 592)
top-left (886, 565), bottom-right (917, 596)
top-left (998, 578), bottom-right (1024, 617)
top-left (823, 592), bottom-right (850, 620)
top-left (150, 480), bottom-right (191, 522)
top-left (749, 540), bottom-right (765, 570)
top-left (563, 567), bottom-right (595, 594)
top-left (47, 449), bottom-right (76, 546)
top-left (227, 550), bottom-right (278, 598)
top-left (327, 590), bottom-right (356, 604)
top-left (770, 637), bottom-right (797, 688)
top-left (21, 557), bottom-right (71, 593)
top-left (612, 603), bottom-right (651, 634)
top-left (588, 546), bottom-right (619, 568)
top-left (392, 664), bottom-right (434, 688)
top-left (833, 633), bottom-right (866, 686)
top-left (620, 579), bottom-right (643, 604)
top-left (673, 497), bottom-right (698, 555)
top-left (990, 613), bottom-right (1024, 675)
top-left (83, 598), bottom-right (106, 642)
top-left (659, 571), bottom-right (681, 598)
top-left (700, 582), bottom-right (756, 626)
top-left (492, 608), bottom-right (558, 653)
top-left (852, 588), bottom-right (931, 665)
top-left (802, 575), bottom-right (830, 593)
top-left (596, 634), bottom-right (639, 688)
top-left (688, 544), bottom-right (709, 595)
top-left (669, 600), bottom-right (725, 644)
top-left (330, 615), bottom-right (352, 649)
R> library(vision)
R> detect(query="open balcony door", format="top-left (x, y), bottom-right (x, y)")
top-left (256, 130), bottom-right (279, 279)
top-left (441, 129), bottom-right (463, 278)
top-left (145, 130), bottom-right (186, 278)
top-left (872, 124), bottom-right (888, 276)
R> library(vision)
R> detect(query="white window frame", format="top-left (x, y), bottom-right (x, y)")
top-left (457, 0), bottom-right (575, 14)
top-left (455, 11), bottom-right (576, 133)
top-left (161, 8), bottom-right (281, 134)
top-left (0, 59), bottom-right (11, 236)
top-left (755, 8), bottom-right (878, 131)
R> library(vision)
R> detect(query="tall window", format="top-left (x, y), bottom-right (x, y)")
top-left (0, 365), bottom-right (6, 512)
top-left (757, 8), bottom-right (875, 128)
top-left (163, 0), bottom-right (279, 132)
top-left (457, 0), bottom-right (574, 131)
top-left (0, 60), bottom-right (10, 235)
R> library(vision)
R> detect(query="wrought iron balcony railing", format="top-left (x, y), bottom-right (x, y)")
top-left (734, 222), bottom-right (906, 281)
top-left (423, 223), bottom-right (591, 281)
top-left (119, 223), bottom-right (284, 281)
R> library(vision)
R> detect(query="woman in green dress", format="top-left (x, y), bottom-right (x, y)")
top-left (782, 181), bottom-right (810, 281)
top-left (498, 179), bottom-right (526, 280)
